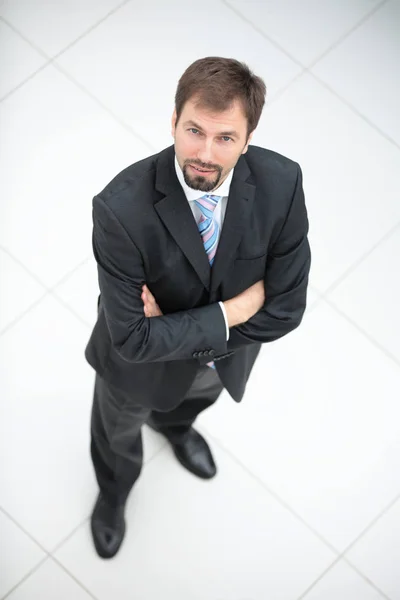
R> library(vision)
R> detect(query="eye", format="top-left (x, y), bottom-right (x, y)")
top-left (221, 136), bottom-right (233, 142)
top-left (189, 128), bottom-right (200, 135)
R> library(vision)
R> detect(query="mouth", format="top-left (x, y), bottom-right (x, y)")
top-left (189, 164), bottom-right (216, 175)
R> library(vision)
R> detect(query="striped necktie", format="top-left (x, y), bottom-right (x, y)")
top-left (195, 194), bottom-right (222, 368)
top-left (195, 194), bottom-right (222, 266)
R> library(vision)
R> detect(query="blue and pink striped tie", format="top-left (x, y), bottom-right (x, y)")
top-left (195, 194), bottom-right (222, 266)
top-left (195, 194), bottom-right (222, 368)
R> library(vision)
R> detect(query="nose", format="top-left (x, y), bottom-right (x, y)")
top-left (196, 138), bottom-right (214, 166)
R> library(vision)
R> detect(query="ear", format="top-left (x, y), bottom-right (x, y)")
top-left (242, 131), bottom-right (254, 154)
top-left (171, 109), bottom-right (177, 138)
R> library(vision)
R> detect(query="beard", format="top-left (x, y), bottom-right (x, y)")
top-left (182, 159), bottom-right (223, 192)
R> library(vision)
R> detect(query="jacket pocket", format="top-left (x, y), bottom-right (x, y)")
top-left (232, 253), bottom-right (267, 289)
top-left (235, 251), bottom-right (267, 261)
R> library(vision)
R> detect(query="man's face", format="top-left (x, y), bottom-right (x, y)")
top-left (171, 97), bottom-right (253, 192)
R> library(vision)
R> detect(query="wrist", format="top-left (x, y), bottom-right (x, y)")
top-left (223, 299), bottom-right (247, 328)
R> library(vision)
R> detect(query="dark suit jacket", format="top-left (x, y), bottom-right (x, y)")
top-left (85, 144), bottom-right (311, 412)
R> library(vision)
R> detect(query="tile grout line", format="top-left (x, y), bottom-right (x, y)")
top-left (0, 15), bottom-right (52, 104)
top-left (0, 555), bottom-right (49, 600)
top-left (296, 558), bottom-right (343, 600)
top-left (222, 0), bottom-right (400, 153)
top-left (0, 3), bottom-right (397, 597)
top-left (0, 15), bottom-right (51, 59)
top-left (0, 442), bottom-right (164, 598)
top-left (0, 501), bottom-right (58, 556)
top-left (49, 440), bottom-right (168, 555)
top-left (51, 61), bottom-right (157, 152)
top-left (297, 557), bottom-right (391, 600)
top-left (341, 561), bottom-right (393, 600)
top-left (220, 0), bottom-right (304, 69)
top-left (266, 69), bottom-right (307, 108)
top-left (203, 430), bottom-right (398, 600)
top-left (297, 494), bottom-right (400, 599)
top-left (0, 292), bottom-right (49, 338)
top-left (0, 287), bottom-right (92, 339)
top-left (1, 145), bottom-right (397, 340)
top-left (0, 505), bottom-right (49, 600)
top-left (52, 427), bottom-right (395, 597)
top-left (1, 433), bottom-right (395, 600)
top-left (306, 0), bottom-right (389, 70)
top-left (3, 2), bottom-right (398, 163)
top-left (1, 0), bottom-right (133, 63)
top-left (0, 244), bottom-right (52, 290)
top-left (0, 553), bottom-right (100, 600)
top-left (203, 418), bottom-right (400, 599)
top-left (43, 556), bottom-right (100, 600)
top-left (323, 296), bottom-right (400, 369)
top-left (50, 256), bottom-right (92, 289)
top-left (341, 493), bottom-right (400, 557)
top-left (0, 241), bottom-right (90, 293)
top-left (314, 220), bottom-right (400, 297)
top-left (0, 60), bottom-right (51, 104)
top-left (1, 299), bottom-right (398, 591)
top-left (307, 70), bottom-right (400, 152)
top-left (0, 12), bottom-right (156, 154)
top-left (222, 0), bottom-right (388, 74)
top-left (1, 230), bottom-right (399, 557)
top-left (48, 292), bottom-right (93, 329)
top-left (0, 248), bottom-right (95, 338)
top-left (201, 428), bottom-right (343, 556)
top-left (38, 0), bottom-right (134, 63)
top-left (302, 497), bottom-right (399, 600)
top-left (133, 429), bottom-right (394, 600)
top-left (46, 256), bottom-right (97, 294)
top-left (201, 431), bottom-right (360, 600)
top-left (2, 0), bottom-right (399, 159)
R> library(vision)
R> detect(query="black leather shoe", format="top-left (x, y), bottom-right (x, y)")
top-left (173, 429), bottom-right (217, 479)
top-left (148, 422), bottom-right (217, 479)
top-left (91, 494), bottom-right (126, 559)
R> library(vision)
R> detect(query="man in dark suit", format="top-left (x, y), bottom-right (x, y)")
top-left (85, 57), bottom-right (311, 559)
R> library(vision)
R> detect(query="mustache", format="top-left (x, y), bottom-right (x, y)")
top-left (184, 160), bottom-right (222, 172)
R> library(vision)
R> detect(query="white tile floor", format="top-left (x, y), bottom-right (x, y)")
top-left (0, 1), bottom-right (399, 598)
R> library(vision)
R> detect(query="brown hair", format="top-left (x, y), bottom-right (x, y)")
top-left (175, 57), bottom-right (266, 139)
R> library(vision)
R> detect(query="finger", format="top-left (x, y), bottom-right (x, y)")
top-left (144, 285), bottom-right (154, 301)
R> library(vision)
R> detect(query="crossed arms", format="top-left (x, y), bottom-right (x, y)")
top-left (93, 164), bottom-right (310, 364)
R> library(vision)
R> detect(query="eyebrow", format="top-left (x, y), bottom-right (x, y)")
top-left (183, 120), bottom-right (240, 138)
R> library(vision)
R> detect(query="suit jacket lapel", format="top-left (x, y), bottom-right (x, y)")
top-left (154, 146), bottom-right (255, 293)
top-left (211, 156), bottom-right (255, 292)
top-left (154, 147), bottom-right (211, 290)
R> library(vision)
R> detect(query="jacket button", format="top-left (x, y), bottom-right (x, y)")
top-left (198, 351), bottom-right (204, 357)
top-left (192, 352), bottom-right (198, 358)
top-left (209, 349), bottom-right (215, 357)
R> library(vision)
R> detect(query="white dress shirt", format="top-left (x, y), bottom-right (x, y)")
top-left (174, 156), bottom-right (232, 340)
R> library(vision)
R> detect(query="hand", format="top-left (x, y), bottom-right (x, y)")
top-left (141, 284), bottom-right (163, 317)
top-left (223, 280), bottom-right (265, 328)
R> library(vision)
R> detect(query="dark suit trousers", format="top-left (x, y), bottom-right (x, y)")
top-left (90, 365), bottom-right (224, 506)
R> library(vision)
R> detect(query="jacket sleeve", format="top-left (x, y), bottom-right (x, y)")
top-left (92, 195), bottom-right (228, 363)
top-left (227, 163), bottom-right (311, 351)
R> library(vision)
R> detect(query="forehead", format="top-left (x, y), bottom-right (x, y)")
top-left (180, 97), bottom-right (247, 133)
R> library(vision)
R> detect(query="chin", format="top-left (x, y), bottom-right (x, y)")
top-left (183, 168), bottom-right (221, 192)
top-left (188, 177), bottom-right (218, 192)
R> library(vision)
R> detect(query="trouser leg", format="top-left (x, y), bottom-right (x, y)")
top-left (148, 365), bottom-right (224, 443)
top-left (90, 374), bottom-right (151, 507)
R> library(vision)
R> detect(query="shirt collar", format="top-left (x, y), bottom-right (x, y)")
top-left (174, 155), bottom-right (233, 201)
